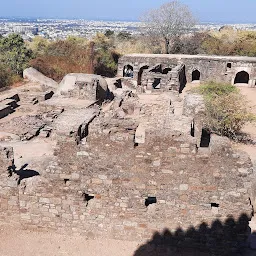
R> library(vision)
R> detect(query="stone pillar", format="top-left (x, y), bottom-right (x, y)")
top-left (147, 77), bottom-right (154, 90)
top-left (249, 79), bottom-right (254, 87)
top-left (133, 63), bottom-right (139, 82)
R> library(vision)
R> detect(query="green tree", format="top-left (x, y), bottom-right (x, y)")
top-left (28, 36), bottom-right (49, 55)
top-left (104, 29), bottom-right (115, 38)
top-left (0, 34), bottom-right (33, 75)
top-left (93, 33), bottom-right (120, 77)
top-left (117, 31), bottom-right (132, 41)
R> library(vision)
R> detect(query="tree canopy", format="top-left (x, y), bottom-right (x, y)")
top-left (0, 34), bottom-right (33, 75)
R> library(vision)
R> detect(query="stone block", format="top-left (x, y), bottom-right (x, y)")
top-left (98, 175), bottom-right (107, 180)
top-left (39, 198), bottom-right (50, 204)
top-left (180, 144), bottom-right (190, 148)
top-left (153, 160), bottom-right (161, 167)
top-left (60, 174), bottom-right (71, 180)
top-left (180, 148), bottom-right (190, 154)
top-left (91, 178), bottom-right (102, 184)
top-left (179, 184), bottom-right (189, 191)
top-left (20, 214), bottom-right (31, 220)
top-left (50, 198), bottom-right (62, 204)
top-left (77, 151), bottom-right (89, 157)
top-left (71, 173), bottom-right (80, 180)
top-left (161, 169), bottom-right (173, 174)
top-left (120, 202), bottom-right (128, 208)
top-left (135, 124), bottom-right (146, 144)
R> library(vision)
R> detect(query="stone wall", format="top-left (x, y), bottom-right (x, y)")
top-left (0, 125), bottom-right (253, 241)
top-left (0, 147), bottom-right (20, 223)
top-left (56, 73), bottom-right (109, 102)
top-left (118, 54), bottom-right (256, 91)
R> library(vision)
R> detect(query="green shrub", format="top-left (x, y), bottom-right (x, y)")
top-left (193, 81), bottom-right (238, 98)
top-left (195, 82), bottom-right (255, 140)
top-left (0, 64), bottom-right (12, 89)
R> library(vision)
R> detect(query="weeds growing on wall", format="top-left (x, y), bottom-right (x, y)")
top-left (193, 82), bottom-right (256, 141)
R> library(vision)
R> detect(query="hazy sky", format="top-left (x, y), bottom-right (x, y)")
top-left (1, 0), bottom-right (256, 23)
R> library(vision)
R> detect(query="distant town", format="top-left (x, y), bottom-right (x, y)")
top-left (0, 17), bottom-right (256, 40)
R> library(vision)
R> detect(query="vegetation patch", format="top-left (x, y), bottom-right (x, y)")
top-left (193, 82), bottom-right (255, 141)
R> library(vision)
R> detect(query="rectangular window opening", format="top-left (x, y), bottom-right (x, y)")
top-left (145, 197), bottom-right (157, 207)
top-left (200, 129), bottom-right (211, 147)
top-left (211, 203), bottom-right (219, 208)
top-left (191, 121), bottom-right (195, 137)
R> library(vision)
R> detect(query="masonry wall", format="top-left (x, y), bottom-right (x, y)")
top-left (118, 54), bottom-right (256, 87)
top-left (0, 147), bottom-right (20, 223)
top-left (0, 126), bottom-right (253, 241)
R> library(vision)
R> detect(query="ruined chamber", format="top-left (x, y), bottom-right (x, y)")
top-left (0, 69), bottom-right (255, 254)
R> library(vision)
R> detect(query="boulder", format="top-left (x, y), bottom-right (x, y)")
top-left (23, 67), bottom-right (58, 89)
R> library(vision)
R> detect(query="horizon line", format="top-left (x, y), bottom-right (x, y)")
top-left (0, 16), bottom-right (256, 25)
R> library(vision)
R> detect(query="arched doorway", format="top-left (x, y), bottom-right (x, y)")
top-left (192, 70), bottom-right (200, 81)
top-left (234, 71), bottom-right (249, 84)
top-left (123, 65), bottom-right (134, 78)
top-left (137, 66), bottom-right (149, 85)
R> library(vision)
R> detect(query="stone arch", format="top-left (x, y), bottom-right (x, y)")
top-left (234, 71), bottom-right (249, 84)
top-left (192, 69), bottom-right (200, 81)
top-left (138, 65), bottom-right (149, 85)
top-left (123, 64), bottom-right (134, 78)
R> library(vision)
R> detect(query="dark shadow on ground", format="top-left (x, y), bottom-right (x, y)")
top-left (8, 163), bottom-right (40, 185)
top-left (134, 214), bottom-right (256, 256)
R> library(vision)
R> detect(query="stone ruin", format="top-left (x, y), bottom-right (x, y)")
top-left (118, 54), bottom-right (256, 93)
top-left (0, 61), bottom-right (255, 253)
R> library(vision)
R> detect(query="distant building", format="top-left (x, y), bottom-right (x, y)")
top-left (13, 26), bottom-right (38, 35)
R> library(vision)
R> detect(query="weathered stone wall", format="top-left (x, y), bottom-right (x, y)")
top-left (118, 54), bottom-right (256, 89)
top-left (0, 126), bottom-right (253, 241)
top-left (0, 147), bottom-right (20, 223)
top-left (56, 73), bottom-right (109, 102)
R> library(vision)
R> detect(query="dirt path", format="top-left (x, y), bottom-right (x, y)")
top-left (0, 223), bottom-right (140, 256)
top-left (236, 87), bottom-right (256, 164)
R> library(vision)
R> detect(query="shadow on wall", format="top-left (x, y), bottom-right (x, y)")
top-left (179, 66), bottom-right (187, 93)
top-left (134, 214), bottom-right (255, 256)
top-left (8, 163), bottom-right (40, 185)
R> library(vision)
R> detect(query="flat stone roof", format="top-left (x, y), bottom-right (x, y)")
top-left (122, 54), bottom-right (256, 62)
top-left (41, 97), bottom-right (96, 109)
top-left (53, 107), bottom-right (98, 136)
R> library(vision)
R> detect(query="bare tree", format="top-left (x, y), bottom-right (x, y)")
top-left (141, 1), bottom-right (197, 54)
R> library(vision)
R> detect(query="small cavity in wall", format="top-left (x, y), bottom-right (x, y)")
top-left (191, 120), bottom-right (195, 137)
top-left (82, 193), bottom-right (95, 206)
top-left (211, 203), bottom-right (219, 215)
top-left (200, 129), bottom-right (211, 147)
top-left (145, 197), bottom-right (157, 207)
